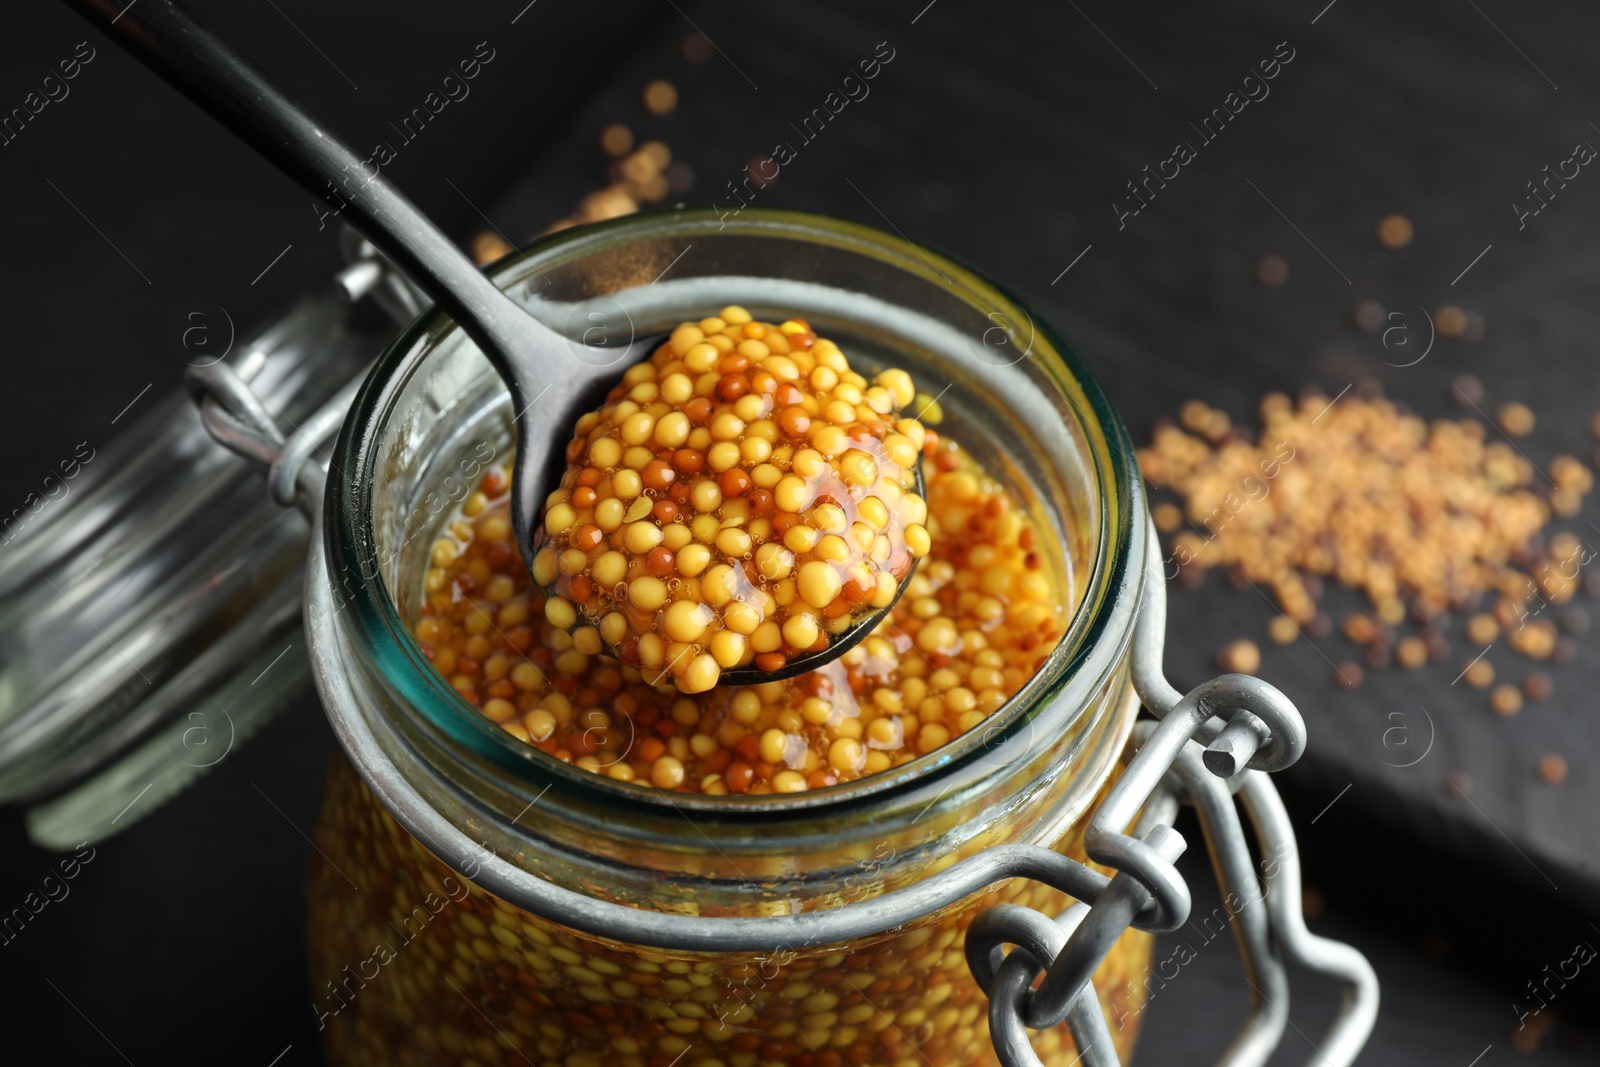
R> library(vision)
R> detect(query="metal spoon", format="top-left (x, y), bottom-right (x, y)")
top-left (70, 0), bottom-right (916, 685)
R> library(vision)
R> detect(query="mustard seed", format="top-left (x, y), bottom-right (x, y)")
top-left (641, 79), bottom-right (678, 115)
top-left (1496, 401), bottom-right (1535, 437)
top-left (1436, 305), bottom-right (1467, 338)
top-left (1257, 254), bottom-right (1289, 287)
top-left (1267, 614), bottom-right (1299, 645)
top-left (1376, 214), bottom-right (1414, 249)
top-left (1395, 636), bottom-right (1428, 669)
top-left (1217, 638), bottom-right (1261, 674)
top-left (1489, 684), bottom-right (1522, 716)
top-left (1463, 659), bottom-right (1495, 688)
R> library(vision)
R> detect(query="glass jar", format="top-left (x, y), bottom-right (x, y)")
top-left (305, 208), bottom-right (1155, 1067)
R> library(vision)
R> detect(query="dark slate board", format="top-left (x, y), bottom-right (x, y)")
top-left (484, 0), bottom-right (1600, 1010)
top-left (3, 0), bottom-right (1599, 1063)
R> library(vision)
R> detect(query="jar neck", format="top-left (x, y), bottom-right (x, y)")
top-left (312, 497), bottom-right (1146, 915)
top-left (313, 207), bottom-right (1150, 916)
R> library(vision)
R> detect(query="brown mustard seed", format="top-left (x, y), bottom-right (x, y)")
top-left (681, 31), bottom-right (714, 64)
top-left (641, 79), bottom-right (678, 115)
top-left (1450, 374), bottom-right (1485, 408)
top-left (1363, 641), bottom-right (1391, 670)
top-left (1334, 661), bottom-right (1364, 689)
top-left (1436, 305), bottom-right (1468, 338)
top-left (1521, 671), bottom-right (1553, 701)
top-left (1350, 300), bottom-right (1388, 334)
top-left (1445, 771), bottom-right (1473, 797)
top-left (1489, 684), bottom-right (1522, 716)
top-left (1342, 613), bottom-right (1379, 645)
top-left (1463, 658), bottom-right (1495, 688)
top-left (1353, 299), bottom-right (1386, 333)
top-left (598, 122), bottom-right (634, 158)
top-left (1510, 1026), bottom-right (1543, 1055)
top-left (1257, 254), bottom-right (1289, 287)
top-left (1178, 399), bottom-right (1212, 434)
top-left (1152, 501), bottom-right (1183, 533)
top-left (1217, 638), bottom-right (1261, 674)
top-left (1496, 401), bottom-right (1535, 437)
top-left (665, 160), bottom-right (694, 195)
top-left (1395, 635), bottom-right (1428, 669)
top-left (1376, 214), bottom-right (1414, 249)
top-left (1537, 754), bottom-right (1568, 785)
top-left (1561, 605), bottom-right (1590, 634)
top-left (1549, 454), bottom-right (1594, 493)
top-left (1267, 614), bottom-right (1300, 645)
top-left (1509, 619), bottom-right (1557, 660)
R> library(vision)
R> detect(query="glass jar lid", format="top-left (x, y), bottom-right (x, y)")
top-left (0, 236), bottom-right (415, 846)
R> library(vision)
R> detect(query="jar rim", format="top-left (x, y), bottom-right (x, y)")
top-left (323, 206), bottom-right (1141, 818)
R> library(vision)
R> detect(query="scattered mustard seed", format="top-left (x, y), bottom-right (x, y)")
top-left (1465, 613), bottom-right (1498, 645)
top-left (1334, 661), bottom-right (1364, 689)
top-left (1450, 374), bottom-right (1485, 408)
top-left (1395, 635), bottom-right (1428, 669)
top-left (599, 122), bottom-right (634, 158)
top-left (681, 32), bottom-right (713, 64)
top-left (1343, 613), bottom-right (1379, 645)
top-left (1267, 614), bottom-right (1300, 645)
top-left (1537, 754), bottom-right (1568, 785)
top-left (1257, 254), bottom-right (1289, 286)
top-left (1376, 214), bottom-right (1414, 249)
top-left (1217, 638), bottom-right (1261, 674)
top-left (642, 79), bottom-right (678, 115)
top-left (1436, 305), bottom-right (1468, 338)
top-left (1550, 455), bottom-right (1594, 493)
top-left (1489, 684), bottom-right (1522, 716)
top-left (1463, 658), bottom-right (1495, 688)
top-left (1496, 401), bottom-right (1535, 437)
top-left (1521, 671), bottom-right (1553, 701)
top-left (1142, 394), bottom-right (1562, 624)
top-left (1152, 501), bottom-right (1183, 533)
top-left (1353, 299), bottom-right (1386, 333)
top-left (1508, 619), bottom-right (1557, 660)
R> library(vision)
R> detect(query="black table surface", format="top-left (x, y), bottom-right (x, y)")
top-left (2, 0), bottom-right (1599, 1064)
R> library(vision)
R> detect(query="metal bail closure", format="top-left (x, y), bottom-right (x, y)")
top-left (0, 231), bottom-right (417, 847)
top-left (962, 522), bottom-right (1378, 1067)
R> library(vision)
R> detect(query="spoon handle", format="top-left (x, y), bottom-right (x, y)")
top-left (65, 0), bottom-right (549, 406)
